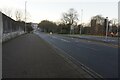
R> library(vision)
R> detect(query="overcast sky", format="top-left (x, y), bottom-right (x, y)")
top-left (0, 0), bottom-right (119, 24)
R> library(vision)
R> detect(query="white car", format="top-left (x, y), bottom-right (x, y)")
top-left (50, 32), bottom-right (53, 34)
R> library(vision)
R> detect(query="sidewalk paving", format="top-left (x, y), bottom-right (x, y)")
top-left (2, 33), bottom-right (93, 78)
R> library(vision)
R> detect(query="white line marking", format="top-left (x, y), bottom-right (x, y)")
top-left (88, 41), bottom-right (91, 42)
top-left (60, 38), bottom-right (70, 42)
top-left (52, 36), bottom-right (58, 39)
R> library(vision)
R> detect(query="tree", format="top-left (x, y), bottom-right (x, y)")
top-left (15, 10), bottom-right (23, 21)
top-left (26, 23), bottom-right (33, 33)
top-left (57, 23), bottom-right (70, 34)
top-left (15, 9), bottom-right (31, 22)
top-left (91, 15), bottom-right (105, 25)
top-left (110, 18), bottom-right (118, 26)
top-left (1, 8), bottom-right (31, 22)
top-left (61, 8), bottom-right (79, 34)
top-left (61, 8), bottom-right (79, 25)
top-left (38, 20), bottom-right (57, 33)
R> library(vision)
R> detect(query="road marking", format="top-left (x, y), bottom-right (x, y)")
top-left (85, 47), bottom-right (98, 51)
top-left (60, 38), bottom-right (70, 42)
top-left (87, 41), bottom-right (91, 42)
top-left (51, 36), bottom-right (70, 43)
top-left (73, 38), bottom-right (118, 49)
top-left (52, 36), bottom-right (58, 39)
top-left (88, 47), bottom-right (98, 51)
top-left (49, 42), bottom-right (103, 78)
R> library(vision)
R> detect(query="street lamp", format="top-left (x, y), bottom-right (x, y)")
top-left (80, 9), bottom-right (83, 35)
top-left (105, 17), bottom-right (108, 41)
top-left (25, 1), bottom-right (27, 32)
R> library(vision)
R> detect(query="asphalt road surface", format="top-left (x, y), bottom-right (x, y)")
top-left (67, 35), bottom-right (118, 45)
top-left (3, 33), bottom-right (92, 78)
top-left (35, 31), bottom-right (118, 78)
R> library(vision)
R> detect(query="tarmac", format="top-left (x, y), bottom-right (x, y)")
top-left (2, 33), bottom-right (94, 78)
top-left (65, 34), bottom-right (119, 47)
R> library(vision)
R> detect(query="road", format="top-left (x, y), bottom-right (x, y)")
top-left (66, 35), bottom-right (119, 45)
top-left (35, 31), bottom-right (118, 78)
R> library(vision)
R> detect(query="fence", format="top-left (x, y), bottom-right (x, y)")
top-left (0, 12), bottom-right (25, 42)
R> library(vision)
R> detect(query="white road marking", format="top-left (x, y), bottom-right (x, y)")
top-left (87, 41), bottom-right (91, 42)
top-left (60, 38), bottom-right (70, 42)
top-left (51, 36), bottom-right (70, 43)
top-left (52, 36), bottom-right (58, 39)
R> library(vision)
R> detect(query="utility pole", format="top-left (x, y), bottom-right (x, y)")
top-left (25, 1), bottom-right (27, 32)
top-left (105, 17), bottom-right (108, 41)
top-left (118, 1), bottom-right (120, 45)
top-left (80, 9), bottom-right (83, 35)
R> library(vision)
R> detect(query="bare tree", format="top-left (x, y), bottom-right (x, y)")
top-left (15, 10), bottom-right (23, 21)
top-left (15, 9), bottom-right (31, 22)
top-left (61, 8), bottom-right (79, 25)
top-left (110, 18), bottom-right (118, 26)
top-left (91, 15), bottom-right (105, 25)
top-left (1, 7), bottom-right (31, 22)
top-left (61, 8), bottom-right (79, 34)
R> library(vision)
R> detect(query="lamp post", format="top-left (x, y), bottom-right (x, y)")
top-left (80, 9), bottom-right (83, 35)
top-left (25, 1), bottom-right (27, 32)
top-left (105, 17), bottom-right (108, 41)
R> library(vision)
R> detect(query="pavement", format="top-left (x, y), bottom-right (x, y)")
top-left (2, 33), bottom-right (93, 78)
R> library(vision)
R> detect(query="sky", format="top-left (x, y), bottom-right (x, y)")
top-left (0, 0), bottom-right (119, 24)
